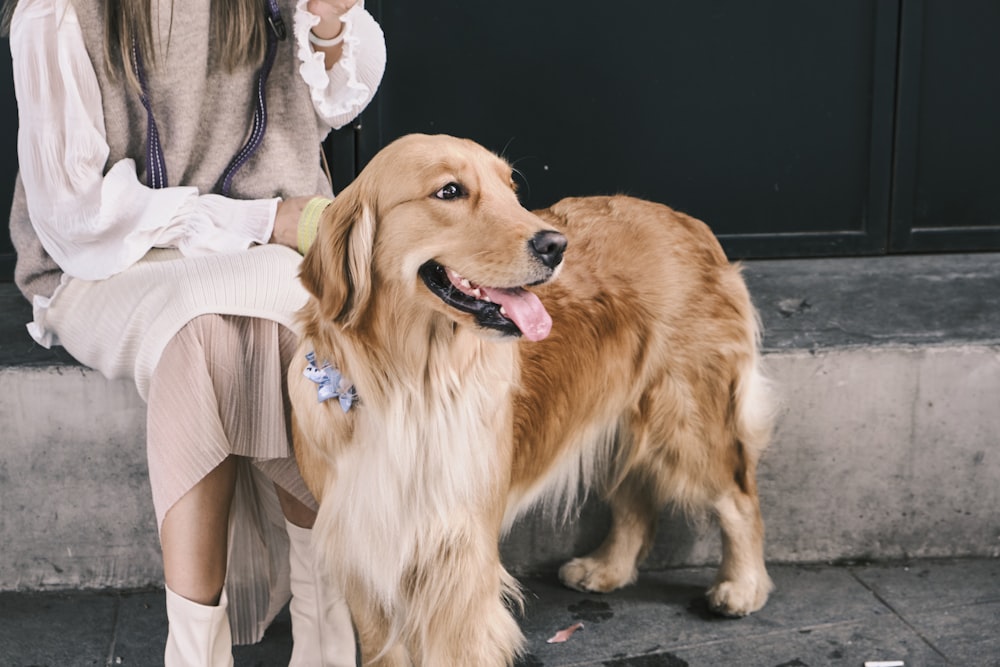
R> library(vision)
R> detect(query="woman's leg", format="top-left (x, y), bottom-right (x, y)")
top-left (276, 483), bottom-right (316, 529)
top-left (284, 500), bottom-right (356, 667)
top-left (149, 316), bottom-right (243, 605)
top-left (148, 316), bottom-right (241, 665)
top-left (148, 314), bottom-right (350, 663)
top-left (274, 326), bottom-right (356, 665)
top-left (160, 455), bottom-right (238, 605)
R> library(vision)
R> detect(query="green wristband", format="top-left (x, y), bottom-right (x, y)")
top-left (297, 197), bottom-right (333, 255)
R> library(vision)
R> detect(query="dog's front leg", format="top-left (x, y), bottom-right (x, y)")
top-left (403, 540), bottom-right (524, 666)
top-left (345, 584), bottom-right (410, 667)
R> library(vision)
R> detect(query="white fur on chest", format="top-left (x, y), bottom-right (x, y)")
top-left (314, 338), bottom-right (516, 609)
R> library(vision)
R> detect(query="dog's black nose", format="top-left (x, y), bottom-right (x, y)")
top-left (530, 230), bottom-right (567, 269)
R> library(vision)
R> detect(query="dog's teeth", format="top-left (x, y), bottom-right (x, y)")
top-left (460, 279), bottom-right (471, 289)
top-left (500, 306), bottom-right (508, 316)
top-left (482, 294), bottom-right (492, 303)
top-left (472, 288), bottom-right (482, 298)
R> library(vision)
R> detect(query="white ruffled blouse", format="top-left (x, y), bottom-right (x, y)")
top-left (10, 0), bottom-right (386, 282)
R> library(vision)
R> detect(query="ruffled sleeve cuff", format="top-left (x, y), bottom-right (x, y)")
top-left (173, 194), bottom-right (279, 256)
top-left (294, 2), bottom-right (387, 129)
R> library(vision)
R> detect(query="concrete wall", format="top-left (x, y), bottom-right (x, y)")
top-left (3, 343), bottom-right (998, 591)
top-left (1, 367), bottom-right (160, 590)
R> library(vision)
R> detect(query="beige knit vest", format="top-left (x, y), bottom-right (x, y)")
top-left (10, 0), bottom-right (333, 302)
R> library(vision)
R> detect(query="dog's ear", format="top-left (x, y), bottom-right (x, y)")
top-left (299, 185), bottom-right (376, 328)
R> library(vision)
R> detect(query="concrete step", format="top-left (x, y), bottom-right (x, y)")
top-left (2, 253), bottom-right (999, 591)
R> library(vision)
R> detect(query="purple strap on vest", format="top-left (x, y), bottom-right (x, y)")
top-left (130, 39), bottom-right (167, 189)
top-left (131, 0), bottom-right (287, 196)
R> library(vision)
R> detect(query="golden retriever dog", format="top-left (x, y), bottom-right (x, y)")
top-left (289, 133), bottom-right (774, 666)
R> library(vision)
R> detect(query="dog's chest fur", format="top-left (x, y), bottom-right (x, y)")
top-left (312, 333), bottom-right (518, 605)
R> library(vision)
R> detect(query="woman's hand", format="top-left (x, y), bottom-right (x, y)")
top-left (306, 0), bottom-right (359, 68)
top-left (308, 0), bottom-right (360, 41)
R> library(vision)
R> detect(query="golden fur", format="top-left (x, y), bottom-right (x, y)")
top-left (289, 134), bottom-right (775, 666)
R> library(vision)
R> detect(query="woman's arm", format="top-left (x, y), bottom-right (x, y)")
top-left (11, 0), bottom-right (280, 281)
top-left (295, 0), bottom-right (387, 130)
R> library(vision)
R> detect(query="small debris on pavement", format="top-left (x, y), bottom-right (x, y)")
top-left (546, 621), bottom-right (584, 644)
top-left (777, 297), bottom-right (812, 317)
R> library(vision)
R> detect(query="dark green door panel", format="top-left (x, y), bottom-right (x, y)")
top-left (363, 0), bottom-right (900, 259)
top-left (890, 0), bottom-right (1000, 253)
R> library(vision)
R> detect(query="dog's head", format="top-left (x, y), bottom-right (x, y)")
top-left (300, 134), bottom-right (566, 342)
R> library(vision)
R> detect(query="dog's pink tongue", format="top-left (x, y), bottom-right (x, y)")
top-left (481, 287), bottom-right (552, 341)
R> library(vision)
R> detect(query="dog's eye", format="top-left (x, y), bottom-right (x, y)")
top-left (434, 183), bottom-right (465, 200)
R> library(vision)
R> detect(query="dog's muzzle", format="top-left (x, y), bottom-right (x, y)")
top-left (418, 256), bottom-right (557, 342)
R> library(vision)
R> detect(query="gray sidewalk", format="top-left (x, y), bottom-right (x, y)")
top-left (2, 558), bottom-right (998, 666)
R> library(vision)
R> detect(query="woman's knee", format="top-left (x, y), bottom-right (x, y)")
top-left (275, 483), bottom-right (317, 528)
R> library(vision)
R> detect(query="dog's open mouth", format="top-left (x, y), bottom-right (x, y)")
top-left (418, 261), bottom-right (552, 341)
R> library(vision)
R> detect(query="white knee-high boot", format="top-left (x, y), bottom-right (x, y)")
top-left (286, 520), bottom-right (357, 667)
top-left (164, 585), bottom-right (234, 667)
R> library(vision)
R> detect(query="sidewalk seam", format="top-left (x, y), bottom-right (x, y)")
top-left (848, 567), bottom-right (950, 662)
top-left (104, 592), bottom-right (122, 667)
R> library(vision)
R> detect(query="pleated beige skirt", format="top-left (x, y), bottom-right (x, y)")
top-left (36, 245), bottom-right (316, 644)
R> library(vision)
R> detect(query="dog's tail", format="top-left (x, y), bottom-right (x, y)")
top-left (731, 297), bottom-right (777, 493)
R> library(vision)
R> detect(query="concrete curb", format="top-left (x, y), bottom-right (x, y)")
top-left (2, 252), bottom-right (998, 590)
top-left (4, 343), bottom-right (998, 591)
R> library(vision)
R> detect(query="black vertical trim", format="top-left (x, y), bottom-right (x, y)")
top-left (867, 0), bottom-right (903, 255)
top-left (1, 34), bottom-right (16, 282)
top-left (889, 0), bottom-right (924, 252)
top-left (324, 123), bottom-right (358, 194)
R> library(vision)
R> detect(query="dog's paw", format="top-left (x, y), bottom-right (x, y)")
top-left (705, 575), bottom-right (774, 617)
top-left (558, 557), bottom-right (637, 594)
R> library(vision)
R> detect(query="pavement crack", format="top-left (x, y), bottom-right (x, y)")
top-left (848, 568), bottom-right (950, 663)
top-left (104, 592), bottom-right (122, 667)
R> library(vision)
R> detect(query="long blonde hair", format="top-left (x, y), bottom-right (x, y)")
top-left (2, 0), bottom-right (268, 89)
